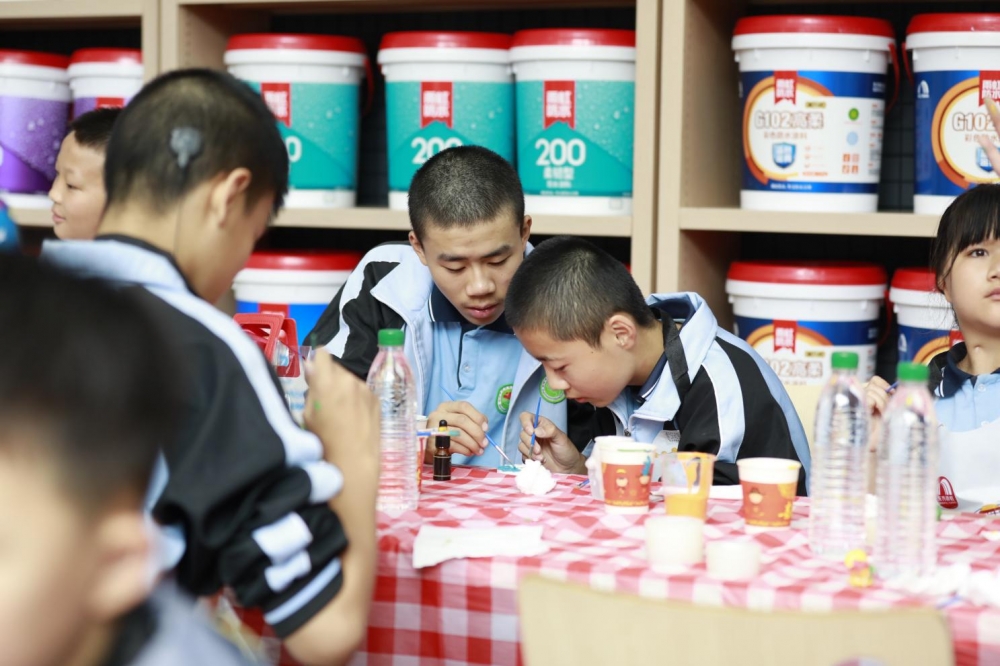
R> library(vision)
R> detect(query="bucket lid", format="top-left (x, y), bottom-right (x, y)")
top-left (727, 260), bottom-right (887, 286)
top-left (891, 267), bottom-right (938, 292)
top-left (245, 251), bottom-right (363, 271)
top-left (379, 31), bottom-right (512, 51)
top-left (511, 29), bottom-right (636, 48)
top-left (907, 13), bottom-right (1000, 35)
top-left (733, 15), bottom-right (894, 39)
top-left (0, 50), bottom-right (69, 69)
top-left (227, 33), bottom-right (367, 55)
top-left (70, 48), bottom-right (142, 66)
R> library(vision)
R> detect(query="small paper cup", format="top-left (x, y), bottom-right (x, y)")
top-left (646, 515), bottom-right (704, 572)
top-left (737, 457), bottom-right (801, 533)
top-left (596, 437), bottom-right (656, 514)
top-left (706, 540), bottom-right (762, 581)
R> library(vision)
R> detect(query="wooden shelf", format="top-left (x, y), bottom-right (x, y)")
top-left (172, 0), bottom-right (637, 9)
top-left (275, 208), bottom-right (632, 236)
top-left (0, 0), bottom-right (147, 21)
top-left (679, 208), bottom-right (939, 238)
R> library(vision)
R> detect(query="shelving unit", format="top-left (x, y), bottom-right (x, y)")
top-left (161, 0), bottom-right (660, 292)
top-left (656, 0), bottom-right (972, 328)
top-left (0, 0), bottom-right (158, 79)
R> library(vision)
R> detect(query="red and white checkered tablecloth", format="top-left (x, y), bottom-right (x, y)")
top-left (229, 465), bottom-right (1000, 666)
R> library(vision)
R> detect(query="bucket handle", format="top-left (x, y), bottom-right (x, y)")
top-left (886, 42), bottom-right (901, 114)
top-left (879, 288), bottom-right (892, 348)
top-left (901, 41), bottom-right (914, 87)
top-left (362, 56), bottom-right (375, 117)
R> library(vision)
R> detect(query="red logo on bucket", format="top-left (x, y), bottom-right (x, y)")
top-left (950, 329), bottom-right (965, 348)
top-left (94, 96), bottom-right (126, 109)
top-left (980, 71), bottom-right (1000, 105)
top-left (543, 81), bottom-right (575, 129)
top-left (257, 302), bottom-right (290, 318)
top-left (261, 83), bottom-right (292, 126)
top-left (938, 476), bottom-right (959, 510)
top-left (421, 82), bottom-right (453, 128)
top-left (772, 320), bottom-right (797, 352)
top-left (774, 71), bottom-right (797, 104)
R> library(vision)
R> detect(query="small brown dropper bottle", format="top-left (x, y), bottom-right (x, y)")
top-left (433, 419), bottom-right (451, 481)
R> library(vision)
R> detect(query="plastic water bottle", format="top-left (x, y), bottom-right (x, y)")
top-left (874, 362), bottom-right (939, 579)
top-left (366, 328), bottom-right (418, 512)
top-left (809, 351), bottom-right (869, 559)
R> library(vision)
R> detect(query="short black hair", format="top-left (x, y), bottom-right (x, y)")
top-left (505, 236), bottom-right (654, 347)
top-left (408, 145), bottom-right (524, 240)
top-left (69, 107), bottom-right (122, 152)
top-left (931, 184), bottom-right (1000, 289)
top-left (0, 255), bottom-right (180, 510)
top-left (105, 68), bottom-right (288, 216)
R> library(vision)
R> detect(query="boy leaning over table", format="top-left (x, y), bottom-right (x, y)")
top-left (307, 145), bottom-right (600, 467)
top-left (41, 68), bottom-right (381, 666)
top-left (504, 236), bottom-right (812, 496)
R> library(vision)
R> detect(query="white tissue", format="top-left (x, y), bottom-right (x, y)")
top-left (884, 563), bottom-right (1000, 608)
top-left (516, 459), bottom-right (556, 496)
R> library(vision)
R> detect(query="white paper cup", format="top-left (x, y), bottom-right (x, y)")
top-left (646, 515), bottom-right (704, 572)
top-left (737, 457), bottom-right (801, 533)
top-left (596, 437), bottom-right (655, 514)
top-left (706, 540), bottom-right (762, 581)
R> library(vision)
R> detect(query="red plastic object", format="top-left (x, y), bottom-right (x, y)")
top-left (234, 313), bottom-right (300, 378)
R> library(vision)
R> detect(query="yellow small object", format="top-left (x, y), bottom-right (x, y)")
top-left (844, 549), bottom-right (873, 588)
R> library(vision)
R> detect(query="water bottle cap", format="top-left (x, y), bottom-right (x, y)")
top-left (377, 328), bottom-right (405, 347)
top-left (897, 361), bottom-right (929, 383)
top-left (830, 351), bottom-right (859, 370)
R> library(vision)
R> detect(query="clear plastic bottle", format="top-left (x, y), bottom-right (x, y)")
top-left (873, 362), bottom-right (939, 580)
top-left (366, 328), bottom-right (418, 513)
top-left (809, 351), bottom-right (869, 559)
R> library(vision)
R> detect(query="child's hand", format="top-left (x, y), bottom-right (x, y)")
top-left (425, 400), bottom-right (488, 461)
top-left (864, 375), bottom-right (893, 418)
top-left (518, 413), bottom-right (586, 474)
top-left (304, 351), bottom-right (380, 482)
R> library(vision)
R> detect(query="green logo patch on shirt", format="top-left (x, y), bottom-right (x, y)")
top-left (496, 384), bottom-right (513, 414)
top-left (540, 377), bottom-right (566, 404)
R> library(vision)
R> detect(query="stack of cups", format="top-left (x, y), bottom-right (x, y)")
top-left (646, 451), bottom-right (715, 572)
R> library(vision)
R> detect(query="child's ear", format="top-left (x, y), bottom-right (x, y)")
top-left (606, 314), bottom-right (638, 350)
top-left (520, 215), bottom-right (533, 246)
top-left (212, 168), bottom-right (252, 227)
top-left (87, 510), bottom-right (153, 622)
top-left (409, 231), bottom-right (429, 267)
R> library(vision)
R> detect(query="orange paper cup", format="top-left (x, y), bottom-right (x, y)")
top-left (661, 452), bottom-right (715, 520)
top-left (597, 437), bottom-right (656, 514)
top-left (737, 457), bottom-right (801, 533)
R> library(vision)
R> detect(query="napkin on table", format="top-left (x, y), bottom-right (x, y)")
top-left (412, 525), bottom-right (550, 569)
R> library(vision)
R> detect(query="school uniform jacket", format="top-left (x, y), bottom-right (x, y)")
top-left (43, 237), bottom-right (348, 639)
top-left (306, 241), bottom-right (568, 459)
top-left (600, 293), bottom-right (812, 495)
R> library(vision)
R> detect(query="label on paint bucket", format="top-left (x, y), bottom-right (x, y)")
top-left (740, 71), bottom-right (885, 194)
top-left (0, 96), bottom-right (68, 193)
top-left (516, 80), bottom-right (634, 197)
top-left (898, 324), bottom-right (950, 365)
top-left (385, 80), bottom-right (513, 194)
top-left (915, 70), bottom-right (1000, 198)
top-left (251, 81), bottom-right (360, 190)
top-left (73, 96), bottom-right (128, 118)
top-left (734, 315), bottom-right (878, 384)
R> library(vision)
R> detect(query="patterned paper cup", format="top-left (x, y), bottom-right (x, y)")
top-left (596, 437), bottom-right (656, 514)
top-left (737, 457), bottom-right (801, 533)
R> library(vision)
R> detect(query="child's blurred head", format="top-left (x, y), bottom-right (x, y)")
top-left (930, 184), bottom-right (1000, 335)
top-left (103, 68), bottom-right (288, 303)
top-left (407, 146), bottom-right (530, 326)
top-left (505, 236), bottom-right (655, 407)
top-left (50, 107), bottom-right (121, 240)
top-left (0, 256), bottom-right (179, 666)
